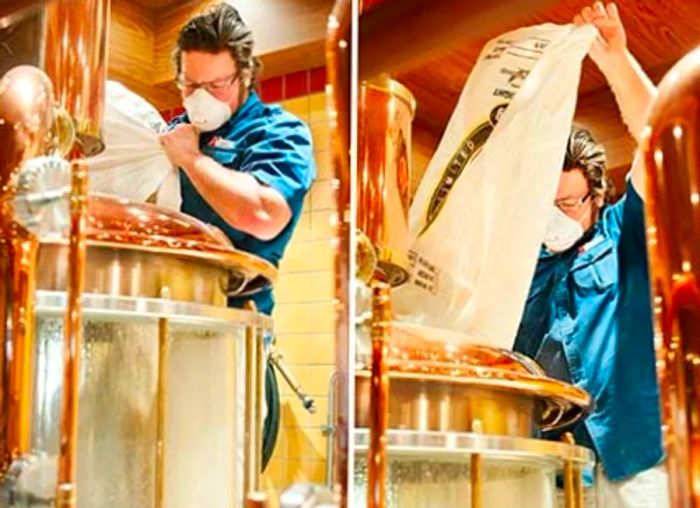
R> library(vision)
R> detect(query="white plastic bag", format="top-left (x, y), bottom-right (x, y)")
top-left (393, 24), bottom-right (596, 349)
top-left (87, 81), bottom-right (181, 210)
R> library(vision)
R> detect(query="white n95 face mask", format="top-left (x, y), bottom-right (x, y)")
top-left (543, 205), bottom-right (585, 253)
top-left (183, 88), bottom-right (232, 132)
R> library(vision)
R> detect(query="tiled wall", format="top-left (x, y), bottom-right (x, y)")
top-left (260, 68), bottom-right (338, 494)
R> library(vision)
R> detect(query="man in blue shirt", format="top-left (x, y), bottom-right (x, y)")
top-left (513, 3), bottom-right (667, 507)
top-left (160, 3), bottom-right (316, 316)
top-left (159, 3), bottom-right (316, 469)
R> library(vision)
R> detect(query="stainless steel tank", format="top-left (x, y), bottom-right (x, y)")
top-left (1, 196), bottom-right (275, 508)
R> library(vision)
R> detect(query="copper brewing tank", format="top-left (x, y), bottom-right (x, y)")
top-left (357, 78), bottom-right (415, 286)
top-left (0, 2), bottom-right (274, 506)
top-left (644, 47), bottom-right (700, 507)
top-left (355, 285), bottom-right (595, 508)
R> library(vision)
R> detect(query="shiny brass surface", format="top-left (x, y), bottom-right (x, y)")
top-left (643, 46), bottom-right (700, 507)
top-left (155, 317), bottom-right (169, 508)
top-left (561, 433), bottom-right (583, 508)
top-left (43, 0), bottom-right (109, 156)
top-left (255, 324), bottom-right (264, 492)
top-left (243, 301), bottom-right (262, 499)
top-left (56, 160), bottom-right (88, 506)
top-left (356, 229), bottom-right (378, 284)
top-left (367, 283), bottom-right (391, 508)
top-left (470, 452), bottom-right (482, 508)
top-left (357, 77), bottom-right (415, 287)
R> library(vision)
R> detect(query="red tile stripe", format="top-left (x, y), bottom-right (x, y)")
top-left (161, 66), bottom-right (326, 119)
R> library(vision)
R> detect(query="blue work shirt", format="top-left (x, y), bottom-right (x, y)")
top-left (171, 92), bottom-right (316, 315)
top-left (513, 180), bottom-right (663, 481)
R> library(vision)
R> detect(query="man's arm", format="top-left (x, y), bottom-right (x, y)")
top-left (160, 123), bottom-right (292, 241)
top-left (575, 2), bottom-right (657, 199)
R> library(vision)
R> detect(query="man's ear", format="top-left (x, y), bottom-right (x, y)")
top-left (594, 192), bottom-right (605, 208)
top-left (242, 69), bottom-right (252, 89)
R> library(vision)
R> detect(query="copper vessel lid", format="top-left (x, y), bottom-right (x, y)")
top-left (42, 194), bottom-right (277, 296)
top-left (358, 322), bottom-right (593, 431)
top-left (361, 76), bottom-right (416, 118)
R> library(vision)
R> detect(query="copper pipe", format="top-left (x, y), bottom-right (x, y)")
top-left (643, 46), bottom-right (700, 508)
top-left (43, 0), bottom-right (109, 156)
top-left (155, 317), bottom-right (169, 508)
top-left (6, 229), bottom-right (38, 461)
top-left (55, 160), bottom-right (88, 508)
top-left (367, 282), bottom-right (391, 508)
top-left (254, 323), bottom-right (264, 493)
top-left (470, 419), bottom-right (483, 508)
top-left (359, 0), bottom-right (561, 79)
top-left (561, 432), bottom-right (581, 508)
top-left (243, 301), bottom-right (259, 499)
top-left (0, 234), bottom-right (9, 472)
top-left (41, 1), bottom-right (109, 503)
top-left (470, 453), bottom-right (482, 508)
top-left (326, 0), bottom-right (351, 506)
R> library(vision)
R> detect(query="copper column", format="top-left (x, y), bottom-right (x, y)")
top-left (643, 47), bottom-right (700, 507)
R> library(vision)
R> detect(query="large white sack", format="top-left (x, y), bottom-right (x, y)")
top-left (88, 80), bottom-right (181, 210)
top-left (393, 24), bottom-right (596, 349)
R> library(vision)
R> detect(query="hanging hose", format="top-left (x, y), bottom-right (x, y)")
top-left (262, 360), bottom-right (280, 471)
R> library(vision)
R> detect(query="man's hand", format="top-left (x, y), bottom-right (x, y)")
top-left (159, 124), bottom-right (202, 170)
top-left (573, 1), bottom-right (656, 151)
top-left (574, 2), bottom-right (627, 68)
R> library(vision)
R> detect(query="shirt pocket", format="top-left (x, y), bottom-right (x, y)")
top-left (202, 145), bottom-right (242, 167)
top-left (569, 239), bottom-right (617, 293)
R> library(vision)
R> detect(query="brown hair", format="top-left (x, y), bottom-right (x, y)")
top-left (173, 3), bottom-right (262, 90)
top-left (563, 126), bottom-right (614, 202)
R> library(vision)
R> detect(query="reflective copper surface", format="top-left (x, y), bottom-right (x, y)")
top-left (0, 65), bottom-right (55, 195)
top-left (5, 231), bottom-right (38, 465)
top-left (55, 161), bottom-right (88, 508)
top-left (43, 0), bottom-right (109, 156)
top-left (29, 195), bottom-right (277, 303)
top-left (367, 283), bottom-right (391, 508)
top-left (355, 324), bottom-right (592, 434)
top-left (357, 78), bottom-right (415, 286)
top-left (326, 0), bottom-right (351, 505)
top-left (643, 47), bottom-right (700, 507)
top-left (84, 194), bottom-right (234, 252)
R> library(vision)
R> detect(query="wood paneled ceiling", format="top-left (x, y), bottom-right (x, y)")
top-left (109, 0), bottom-right (333, 110)
top-left (378, 0), bottom-right (700, 192)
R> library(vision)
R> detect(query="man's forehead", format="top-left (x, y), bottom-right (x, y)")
top-left (181, 51), bottom-right (237, 79)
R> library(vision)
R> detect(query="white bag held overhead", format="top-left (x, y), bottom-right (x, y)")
top-left (87, 80), bottom-right (181, 210)
top-left (393, 24), bottom-right (596, 349)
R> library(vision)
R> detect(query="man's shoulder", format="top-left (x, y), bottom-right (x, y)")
top-left (256, 100), bottom-right (311, 135)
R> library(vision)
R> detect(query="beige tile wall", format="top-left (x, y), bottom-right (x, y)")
top-left (261, 90), bottom-right (337, 494)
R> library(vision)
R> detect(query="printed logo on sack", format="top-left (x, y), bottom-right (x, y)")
top-left (419, 103), bottom-right (507, 236)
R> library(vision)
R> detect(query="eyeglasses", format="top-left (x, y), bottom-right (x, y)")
top-left (175, 71), bottom-right (240, 94)
top-left (554, 192), bottom-right (592, 212)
